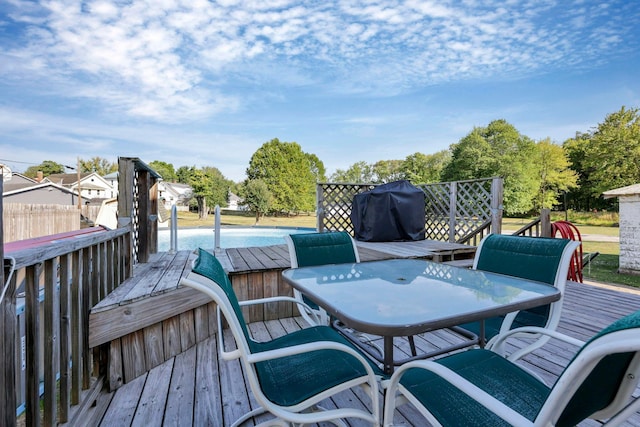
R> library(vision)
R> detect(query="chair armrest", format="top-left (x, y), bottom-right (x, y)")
top-left (385, 360), bottom-right (535, 426)
top-left (491, 326), bottom-right (585, 362)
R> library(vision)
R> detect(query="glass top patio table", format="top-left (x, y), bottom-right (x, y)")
top-left (282, 258), bottom-right (560, 374)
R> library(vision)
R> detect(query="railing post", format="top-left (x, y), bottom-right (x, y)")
top-left (491, 177), bottom-right (504, 234)
top-left (0, 178), bottom-right (17, 427)
top-left (214, 205), bottom-right (221, 254)
top-left (316, 184), bottom-right (325, 232)
top-left (448, 182), bottom-right (457, 242)
top-left (540, 208), bottom-right (552, 237)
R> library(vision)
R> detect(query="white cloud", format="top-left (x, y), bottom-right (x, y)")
top-left (0, 0), bottom-right (637, 123)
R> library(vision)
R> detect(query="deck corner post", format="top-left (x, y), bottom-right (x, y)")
top-left (491, 177), bottom-right (503, 235)
top-left (540, 208), bottom-right (552, 237)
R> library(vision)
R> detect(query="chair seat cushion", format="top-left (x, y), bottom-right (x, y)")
top-left (399, 349), bottom-right (550, 426)
top-left (254, 325), bottom-right (384, 407)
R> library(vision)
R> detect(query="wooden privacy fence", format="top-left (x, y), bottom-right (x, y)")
top-left (4, 204), bottom-right (103, 243)
top-left (317, 177), bottom-right (503, 245)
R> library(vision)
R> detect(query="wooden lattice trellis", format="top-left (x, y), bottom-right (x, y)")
top-left (317, 177), bottom-right (503, 245)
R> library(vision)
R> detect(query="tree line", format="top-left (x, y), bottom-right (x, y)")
top-left (22, 106), bottom-right (640, 219)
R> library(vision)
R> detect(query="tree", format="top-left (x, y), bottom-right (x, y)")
top-left (149, 160), bottom-right (177, 182)
top-left (180, 165), bottom-right (232, 219)
top-left (581, 106), bottom-right (640, 196)
top-left (401, 150), bottom-right (451, 184)
top-left (330, 161), bottom-right (375, 183)
top-left (372, 160), bottom-right (404, 183)
top-left (241, 179), bottom-right (273, 224)
top-left (246, 138), bottom-right (316, 213)
top-left (306, 153), bottom-right (327, 183)
top-left (532, 139), bottom-right (577, 210)
top-left (442, 119), bottom-right (538, 215)
top-left (79, 157), bottom-right (117, 175)
top-left (563, 132), bottom-right (600, 210)
top-left (23, 160), bottom-right (65, 178)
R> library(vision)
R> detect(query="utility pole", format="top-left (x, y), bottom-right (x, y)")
top-left (77, 157), bottom-right (82, 210)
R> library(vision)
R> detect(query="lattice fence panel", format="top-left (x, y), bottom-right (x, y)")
top-left (454, 180), bottom-right (493, 240)
top-left (318, 183), bottom-right (375, 233)
top-left (318, 178), bottom-right (500, 243)
top-left (419, 183), bottom-right (451, 241)
top-left (131, 169), bottom-right (140, 263)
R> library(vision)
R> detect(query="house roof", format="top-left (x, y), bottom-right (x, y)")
top-left (602, 184), bottom-right (640, 199)
top-left (3, 181), bottom-right (89, 201)
top-left (46, 173), bottom-right (92, 185)
top-left (2, 173), bottom-right (39, 193)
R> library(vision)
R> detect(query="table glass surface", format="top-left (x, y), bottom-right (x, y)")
top-left (282, 258), bottom-right (559, 333)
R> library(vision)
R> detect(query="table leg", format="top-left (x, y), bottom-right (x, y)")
top-left (479, 319), bottom-right (486, 348)
top-left (384, 337), bottom-right (394, 375)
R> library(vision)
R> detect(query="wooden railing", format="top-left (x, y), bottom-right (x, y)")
top-left (511, 209), bottom-right (552, 238)
top-left (1, 227), bottom-right (131, 426)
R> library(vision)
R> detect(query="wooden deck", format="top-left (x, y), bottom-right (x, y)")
top-left (84, 261), bottom-right (640, 425)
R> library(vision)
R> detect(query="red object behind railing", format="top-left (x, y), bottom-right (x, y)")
top-left (552, 220), bottom-right (583, 282)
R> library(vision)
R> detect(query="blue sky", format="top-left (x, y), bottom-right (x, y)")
top-left (1, 0), bottom-right (639, 182)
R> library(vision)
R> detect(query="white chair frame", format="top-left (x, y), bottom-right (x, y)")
top-left (384, 326), bottom-right (640, 426)
top-left (473, 236), bottom-right (581, 359)
top-left (181, 271), bottom-right (381, 427)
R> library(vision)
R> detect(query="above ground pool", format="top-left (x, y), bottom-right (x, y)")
top-left (157, 227), bottom-right (314, 251)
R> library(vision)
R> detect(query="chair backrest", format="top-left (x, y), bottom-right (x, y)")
top-left (473, 234), bottom-right (580, 329)
top-left (541, 310), bottom-right (640, 426)
top-left (187, 248), bottom-right (257, 352)
top-left (285, 231), bottom-right (360, 268)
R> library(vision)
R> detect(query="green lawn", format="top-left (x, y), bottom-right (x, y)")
top-left (177, 211), bottom-right (639, 288)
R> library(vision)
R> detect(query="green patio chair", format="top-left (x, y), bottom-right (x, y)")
top-left (383, 309), bottom-right (640, 426)
top-left (284, 231), bottom-right (360, 326)
top-left (180, 248), bottom-right (382, 427)
top-left (458, 233), bottom-right (581, 359)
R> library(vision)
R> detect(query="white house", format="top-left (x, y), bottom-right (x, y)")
top-left (159, 182), bottom-right (192, 209)
top-left (46, 172), bottom-right (116, 200)
top-left (603, 183), bottom-right (640, 275)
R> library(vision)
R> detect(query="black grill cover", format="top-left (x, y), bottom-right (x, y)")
top-left (351, 180), bottom-right (426, 242)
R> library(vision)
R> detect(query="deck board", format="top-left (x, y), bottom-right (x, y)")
top-left (94, 279), bottom-right (640, 426)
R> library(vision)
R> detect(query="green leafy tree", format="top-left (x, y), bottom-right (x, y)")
top-left (442, 119), bottom-right (538, 215)
top-left (246, 138), bottom-right (316, 213)
top-left (330, 161), bottom-right (375, 183)
top-left (79, 157), bottom-right (117, 175)
top-left (23, 160), bottom-right (65, 178)
top-left (306, 153), bottom-right (327, 183)
top-left (176, 165), bottom-right (193, 184)
top-left (372, 160), bottom-right (403, 183)
top-left (581, 106), bottom-right (640, 196)
top-left (401, 150), bottom-right (451, 184)
top-left (532, 139), bottom-right (578, 210)
top-left (241, 179), bottom-right (273, 224)
top-left (563, 132), bottom-right (599, 210)
top-left (149, 160), bottom-right (177, 182)
top-left (181, 165), bottom-right (232, 219)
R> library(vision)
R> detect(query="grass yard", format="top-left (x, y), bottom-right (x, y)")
top-left (176, 210), bottom-right (640, 288)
